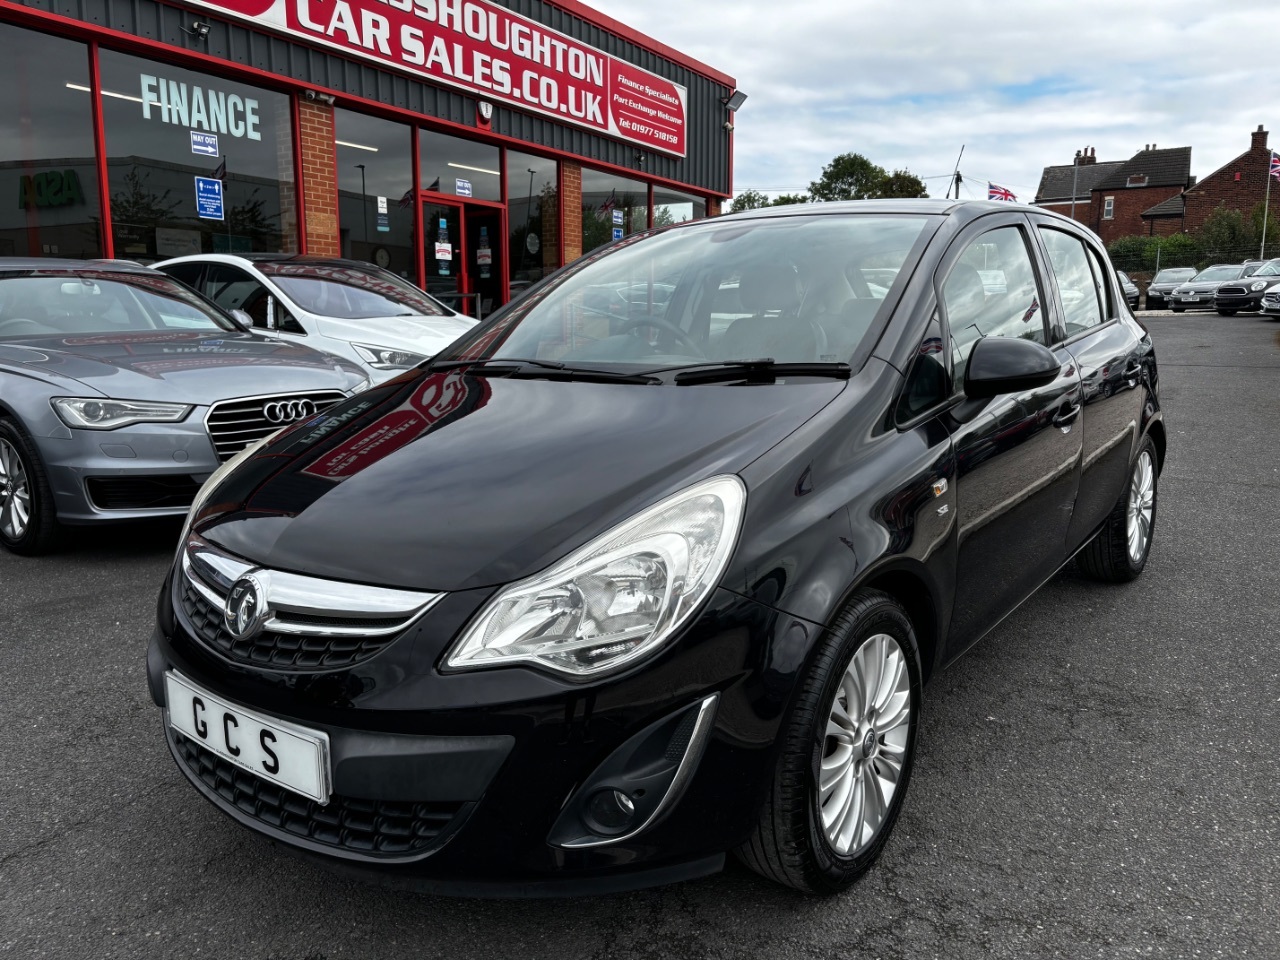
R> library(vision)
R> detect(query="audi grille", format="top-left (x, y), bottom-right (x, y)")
top-left (205, 391), bottom-right (346, 462)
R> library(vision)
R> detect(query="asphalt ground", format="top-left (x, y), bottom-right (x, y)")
top-left (2, 310), bottom-right (1278, 960)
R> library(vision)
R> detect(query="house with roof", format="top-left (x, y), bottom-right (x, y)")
top-left (1085, 146), bottom-right (1194, 244)
top-left (1175, 125), bottom-right (1280, 236)
top-left (1034, 147), bottom-right (1124, 223)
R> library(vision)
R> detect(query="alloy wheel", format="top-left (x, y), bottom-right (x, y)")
top-left (0, 437), bottom-right (31, 541)
top-left (1127, 450), bottom-right (1155, 564)
top-left (819, 632), bottom-right (912, 856)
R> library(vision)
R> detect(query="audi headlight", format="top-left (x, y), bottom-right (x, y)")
top-left (445, 475), bottom-right (746, 677)
top-left (352, 343), bottom-right (428, 370)
top-left (1251, 280), bottom-right (1268, 291)
top-left (52, 397), bottom-right (192, 430)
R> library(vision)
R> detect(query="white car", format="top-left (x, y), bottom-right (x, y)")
top-left (153, 254), bottom-right (477, 383)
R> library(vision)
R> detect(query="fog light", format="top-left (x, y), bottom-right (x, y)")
top-left (585, 789), bottom-right (635, 833)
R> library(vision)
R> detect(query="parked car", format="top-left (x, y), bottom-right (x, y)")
top-left (147, 200), bottom-right (1163, 897)
top-left (1212, 258), bottom-right (1280, 314)
top-left (153, 255), bottom-right (476, 383)
top-left (1143, 267), bottom-right (1196, 309)
top-left (1169, 264), bottom-right (1247, 311)
top-left (1116, 270), bottom-right (1140, 309)
top-left (0, 259), bottom-right (368, 555)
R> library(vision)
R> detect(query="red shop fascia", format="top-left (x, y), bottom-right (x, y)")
top-left (0, 0), bottom-right (738, 313)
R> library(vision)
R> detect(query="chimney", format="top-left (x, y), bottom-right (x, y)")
top-left (1078, 147), bottom-right (1096, 166)
top-left (1252, 124), bottom-right (1268, 151)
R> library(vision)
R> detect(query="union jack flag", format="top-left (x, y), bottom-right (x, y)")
top-left (988, 182), bottom-right (1017, 202)
top-left (1270, 151), bottom-right (1280, 182)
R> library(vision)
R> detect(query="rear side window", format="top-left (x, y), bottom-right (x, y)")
top-left (940, 226), bottom-right (1046, 391)
top-left (1040, 229), bottom-right (1103, 336)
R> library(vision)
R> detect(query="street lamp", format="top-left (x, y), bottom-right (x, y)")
top-left (1070, 150), bottom-right (1081, 222)
top-left (355, 163), bottom-right (367, 243)
top-left (519, 168), bottom-right (536, 272)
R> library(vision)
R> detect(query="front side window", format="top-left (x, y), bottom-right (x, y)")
top-left (98, 51), bottom-right (297, 260)
top-left (261, 262), bottom-right (448, 320)
top-left (1040, 228), bottom-right (1103, 336)
top-left (0, 272), bottom-right (236, 338)
top-left (942, 226), bottom-right (1045, 390)
top-left (448, 214), bottom-right (934, 370)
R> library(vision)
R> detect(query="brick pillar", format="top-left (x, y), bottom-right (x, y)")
top-left (297, 99), bottom-right (340, 257)
top-left (707, 197), bottom-right (721, 217)
top-left (562, 161), bottom-right (582, 263)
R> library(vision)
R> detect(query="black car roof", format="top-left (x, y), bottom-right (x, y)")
top-left (238, 253), bottom-right (386, 270)
top-left (713, 198), bottom-right (1083, 229)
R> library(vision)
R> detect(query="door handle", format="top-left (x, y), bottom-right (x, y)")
top-left (1123, 359), bottom-right (1142, 377)
top-left (1052, 401), bottom-right (1081, 428)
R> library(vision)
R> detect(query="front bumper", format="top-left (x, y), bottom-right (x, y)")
top-left (37, 418), bottom-right (220, 523)
top-left (1213, 291), bottom-right (1265, 312)
top-left (147, 574), bottom-right (814, 894)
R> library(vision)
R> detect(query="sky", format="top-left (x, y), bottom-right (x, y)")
top-left (588, 0), bottom-right (1279, 203)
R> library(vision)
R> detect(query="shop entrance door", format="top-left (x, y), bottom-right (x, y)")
top-left (422, 201), bottom-right (505, 319)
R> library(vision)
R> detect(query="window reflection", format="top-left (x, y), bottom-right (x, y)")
top-left (507, 151), bottom-right (558, 294)
top-left (336, 110), bottom-right (414, 278)
top-left (581, 168), bottom-right (647, 255)
top-left (0, 26), bottom-right (102, 258)
top-left (420, 129), bottom-right (501, 202)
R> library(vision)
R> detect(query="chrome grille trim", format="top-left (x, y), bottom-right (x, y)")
top-left (204, 390), bottom-right (346, 462)
top-left (182, 534), bottom-right (444, 640)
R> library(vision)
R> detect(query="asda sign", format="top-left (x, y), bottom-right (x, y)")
top-left (18, 170), bottom-right (87, 210)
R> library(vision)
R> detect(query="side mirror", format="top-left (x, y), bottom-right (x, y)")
top-left (230, 308), bottom-right (253, 328)
top-left (964, 336), bottom-right (1061, 399)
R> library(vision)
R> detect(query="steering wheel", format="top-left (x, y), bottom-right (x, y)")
top-left (0, 318), bottom-right (48, 336)
top-left (613, 316), bottom-right (705, 357)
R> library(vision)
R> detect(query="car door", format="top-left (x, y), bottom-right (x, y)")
top-left (941, 216), bottom-right (1084, 655)
top-left (1032, 221), bottom-right (1147, 551)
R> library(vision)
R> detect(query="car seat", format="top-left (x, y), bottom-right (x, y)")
top-left (719, 264), bottom-right (827, 362)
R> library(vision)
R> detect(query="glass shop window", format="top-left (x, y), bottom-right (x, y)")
top-left (336, 110), bottom-right (415, 278)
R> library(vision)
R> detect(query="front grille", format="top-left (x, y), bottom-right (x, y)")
top-left (87, 475), bottom-right (203, 510)
top-left (1217, 285), bottom-right (1247, 296)
top-left (179, 579), bottom-right (402, 670)
top-left (1264, 292), bottom-right (1280, 304)
top-left (205, 391), bottom-right (345, 462)
top-left (174, 732), bottom-right (466, 857)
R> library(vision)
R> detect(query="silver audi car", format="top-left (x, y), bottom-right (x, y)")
top-left (0, 259), bottom-right (368, 555)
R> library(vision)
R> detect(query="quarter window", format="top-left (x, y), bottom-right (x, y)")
top-left (941, 226), bottom-right (1046, 391)
top-left (1039, 229), bottom-right (1103, 336)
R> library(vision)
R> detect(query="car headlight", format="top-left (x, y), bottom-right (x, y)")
top-left (444, 475), bottom-right (746, 677)
top-left (1251, 281), bottom-right (1268, 291)
top-left (51, 397), bottom-right (192, 430)
top-left (346, 376), bottom-right (371, 397)
top-left (351, 343), bottom-right (428, 370)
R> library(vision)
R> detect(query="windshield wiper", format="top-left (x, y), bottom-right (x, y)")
top-left (428, 357), bottom-right (660, 384)
top-left (641, 358), bottom-right (852, 385)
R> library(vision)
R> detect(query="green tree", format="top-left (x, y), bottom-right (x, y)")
top-left (876, 168), bottom-right (930, 199)
top-left (810, 152), bottom-right (886, 201)
top-left (771, 193), bottom-right (811, 206)
top-left (728, 188), bottom-right (770, 212)
top-left (1197, 206), bottom-right (1257, 263)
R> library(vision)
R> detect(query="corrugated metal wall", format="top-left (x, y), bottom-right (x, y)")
top-left (12, 0), bottom-right (732, 195)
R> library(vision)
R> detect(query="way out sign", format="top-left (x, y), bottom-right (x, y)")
top-left (195, 176), bottom-right (224, 220)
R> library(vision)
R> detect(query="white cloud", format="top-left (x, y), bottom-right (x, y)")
top-left (588, 0), bottom-right (1280, 201)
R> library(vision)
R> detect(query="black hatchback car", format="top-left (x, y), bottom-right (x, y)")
top-left (147, 200), bottom-right (1164, 896)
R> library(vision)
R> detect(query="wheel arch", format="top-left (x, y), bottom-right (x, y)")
top-left (836, 560), bottom-right (944, 685)
top-left (1144, 417), bottom-right (1166, 473)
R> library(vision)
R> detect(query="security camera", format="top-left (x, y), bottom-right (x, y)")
top-left (723, 121), bottom-right (734, 132)
top-left (304, 90), bottom-right (317, 102)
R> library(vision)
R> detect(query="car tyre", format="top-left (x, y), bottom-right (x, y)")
top-left (1076, 436), bottom-right (1158, 583)
top-left (737, 589), bottom-right (921, 894)
top-left (0, 418), bottom-right (62, 556)
top-left (1170, 307), bottom-right (1184, 313)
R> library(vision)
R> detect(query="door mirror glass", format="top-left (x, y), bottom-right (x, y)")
top-left (964, 336), bottom-right (1061, 399)
top-left (230, 308), bottom-right (253, 328)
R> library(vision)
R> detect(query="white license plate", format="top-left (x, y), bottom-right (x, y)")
top-left (1181, 296), bottom-right (1200, 302)
top-left (166, 671), bottom-right (331, 803)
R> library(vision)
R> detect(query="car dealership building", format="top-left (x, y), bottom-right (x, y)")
top-left (0, 0), bottom-right (736, 315)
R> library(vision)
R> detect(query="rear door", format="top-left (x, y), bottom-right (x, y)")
top-left (942, 215), bottom-right (1083, 656)
top-left (1032, 220), bottom-right (1146, 550)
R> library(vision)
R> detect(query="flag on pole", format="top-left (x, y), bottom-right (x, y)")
top-left (212, 157), bottom-right (226, 181)
top-left (988, 182), bottom-right (1017, 202)
top-left (1270, 151), bottom-right (1280, 182)
top-left (597, 188), bottom-right (617, 220)
top-left (398, 188), bottom-right (415, 209)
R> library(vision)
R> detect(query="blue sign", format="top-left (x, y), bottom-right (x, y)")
top-left (455, 178), bottom-right (473, 197)
top-left (190, 131), bottom-right (219, 156)
top-left (612, 227), bottom-right (624, 241)
top-left (612, 209), bottom-right (624, 226)
top-left (194, 176), bottom-right (224, 221)
top-left (376, 212), bottom-right (390, 233)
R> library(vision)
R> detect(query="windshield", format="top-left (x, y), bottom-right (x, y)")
top-left (446, 214), bottom-right (934, 370)
top-left (1154, 268), bottom-right (1195, 283)
top-left (264, 263), bottom-right (450, 320)
top-left (1191, 265), bottom-right (1242, 282)
top-left (0, 271), bottom-right (236, 339)
top-left (1251, 261), bottom-right (1280, 277)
